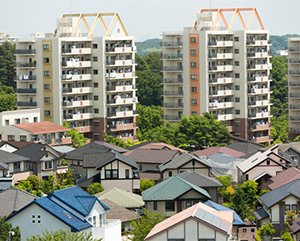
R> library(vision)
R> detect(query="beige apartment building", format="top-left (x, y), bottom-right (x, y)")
top-left (288, 38), bottom-right (300, 139)
top-left (162, 8), bottom-right (273, 144)
top-left (14, 13), bottom-right (138, 141)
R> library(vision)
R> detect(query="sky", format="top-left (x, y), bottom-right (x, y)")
top-left (1, 0), bottom-right (300, 41)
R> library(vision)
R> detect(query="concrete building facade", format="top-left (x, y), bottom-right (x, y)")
top-left (162, 8), bottom-right (272, 144)
top-left (14, 13), bottom-right (138, 141)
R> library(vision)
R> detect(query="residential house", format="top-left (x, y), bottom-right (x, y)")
top-left (192, 146), bottom-right (245, 158)
top-left (144, 202), bottom-right (235, 241)
top-left (253, 179), bottom-right (300, 238)
top-left (65, 142), bottom-right (139, 192)
top-left (95, 187), bottom-right (144, 210)
top-left (0, 150), bottom-right (31, 189)
top-left (100, 199), bottom-right (139, 231)
top-left (14, 143), bottom-right (67, 180)
top-left (268, 167), bottom-right (300, 190)
top-left (176, 171), bottom-right (222, 203)
top-left (159, 153), bottom-right (212, 180)
top-left (237, 145), bottom-right (291, 190)
top-left (142, 176), bottom-right (211, 217)
top-left (227, 136), bottom-right (264, 154)
top-left (0, 188), bottom-right (36, 218)
top-left (7, 186), bottom-right (121, 241)
top-left (124, 149), bottom-right (181, 181)
top-left (0, 141), bottom-right (32, 153)
top-left (126, 141), bottom-right (187, 153)
top-left (290, 217), bottom-right (300, 241)
top-left (237, 221), bottom-right (257, 241)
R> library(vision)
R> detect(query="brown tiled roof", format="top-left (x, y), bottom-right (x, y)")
top-left (192, 146), bottom-right (245, 158)
top-left (290, 217), bottom-right (300, 234)
top-left (12, 121), bottom-right (70, 134)
top-left (123, 149), bottom-right (180, 164)
top-left (136, 142), bottom-right (187, 153)
top-left (269, 167), bottom-right (300, 190)
top-left (0, 141), bottom-right (33, 149)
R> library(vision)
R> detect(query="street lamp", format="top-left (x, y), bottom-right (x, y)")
top-left (8, 231), bottom-right (15, 241)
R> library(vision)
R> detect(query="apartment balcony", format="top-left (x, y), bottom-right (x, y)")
top-left (217, 65), bottom-right (233, 72)
top-left (62, 61), bottom-right (92, 68)
top-left (107, 110), bottom-right (138, 119)
top-left (209, 89), bottom-right (234, 97)
top-left (247, 88), bottom-right (269, 95)
top-left (163, 66), bottom-right (183, 72)
top-left (62, 100), bottom-right (93, 108)
top-left (163, 54), bottom-right (183, 60)
top-left (247, 40), bottom-right (268, 46)
top-left (41, 137), bottom-right (72, 146)
top-left (217, 53), bottom-right (233, 59)
top-left (215, 113), bottom-right (235, 121)
top-left (106, 59), bottom-right (135, 66)
top-left (114, 46), bottom-right (135, 53)
top-left (255, 64), bottom-right (271, 70)
top-left (62, 87), bottom-right (93, 95)
top-left (163, 90), bottom-right (184, 96)
top-left (16, 62), bottom-right (36, 68)
top-left (289, 82), bottom-right (300, 87)
top-left (289, 47), bottom-right (300, 52)
top-left (162, 41), bottom-right (183, 48)
top-left (247, 76), bottom-right (271, 83)
top-left (289, 116), bottom-right (300, 122)
top-left (64, 113), bottom-right (94, 121)
top-left (249, 123), bottom-right (270, 132)
top-left (16, 88), bottom-right (37, 94)
top-left (248, 100), bottom-right (269, 107)
top-left (74, 125), bottom-right (93, 133)
top-left (163, 78), bottom-right (183, 84)
top-left (208, 102), bottom-right (234, 109)
top-left (216, 40), bottom-right (233, 47)
top-left (106, 72), bottom-right (135, 79)
top-left (15, 75), bottom-right (36, 82)
top-left (209, 77), bottom-right (234, 85)
top-left (0, 174), bottom-right (14, 189)
top-left (227, 126), bottom-right (233, 132)
top-left (248, 112), bottom-right (270, 119)
top-left (164, 115), bottom-right (181, 121)
top-left (252, 135), bottom-right (272, 143)
top-left (164, 103), bottom-right (184, 109)
top-left (290, 128), bottom-right (300, 133)
top-left (254, 52), bottom-right (269, 58)
top-left (62, 74), bottom-right (92, 81)
top-left (106, 85), bottom-right (135, 92)
top-left (16, 101), bottom-right (37, 107)
top-left (107, 97), bottom-right (137, 106)
top-left (290, 93), bottom-right (300, 99)
top-left (290, 105), bottom-right (300, 110)
top-left (107, 123), bottom-right (137, 132)
top-left (62, 48), bottom-right (92, 55)
top-left (289, 59), bottom-right (300, 64)
top-left (14, 49), bottom-right (36, 55)
top-left (289, 70), bottom-right (300, 76)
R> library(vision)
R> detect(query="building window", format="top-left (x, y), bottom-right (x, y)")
top-left (14, 162), bottom-right (20, 172)
top-left (235, 110), bottom-right (240, 115)
top-left (191, 99), bottom-right (197, 104)
top-left (191, 74), bottom-right (197, 80)
top-left (94, 121), bottom-right (99, 127)
top-left (43, 57), bottom-right (50, 63)
top-left (245, 174), bottom-right (249, 181)
top-left (139, 164), bottom-right (143, 172)
top-left (285, 205), bottom-right (291, 211)
top-left (191, 49), bottom-right (197, 55)
top-left (44, 71), bottom-right (50, 77)
top-left (192, 111), bottom-right (197, 116)
top-left (94, 96), bottom-right (99, 101)
top-left (105, 170), bottom-right (118, 179)
top-left (235, 85), bottom-right (240, 90)
top-left (94, 109), bottom-right (99, 114)
top-left (191, 87), bottom-right (197, 92)
top-left (45, 161), bottom-right (52, 169)
top-left (168, 171), bottom-right (172, 177)
top-left (276, 171), bottom-right (282, 175)
top-left (34, 117), bottom-right (38, 122)
top-left (14, 118), bottom-right (20, 124)
top-left (43, 44), bottom-right (50, 50)
top-left (190, 37), bottom-right (196, 43)
top-left (267, 160), bottom-right (270, 165)
top-left (45, 110), bottom-right (51, 116)
top-left (20, 135), bottom-right (27, 142)
top-left (153, 201), bottom-right (157, 211)
top-left (251, 228), bottom-right (255, 232)
top-left (191, 62), bottom-right (197, 67)
top-left (94, 134), bottom-right (100, 140)
top-left (235, 61), bottom-right (239, 66)
top-left (235, 121), bottom-right (241, 127)
top-left (93, 69), bottom-right (98, 75)
top-left (125, 169), bottom-right (130, 179)
top-left (234, 49), bottom-right (239, 54)
top-left (93, 56), bottom-right (98, 62)
top-left (292, 204), bottom-right (298, 212)
top-left (93, 43), bottom-right (98, 49)
top-left (235, 98), bottom-right (240, 102)
top-left (165, 201), bottom-right (175, 212)
top-left (243, 229), bottom-right (247, 233)
top-left (5, 119), bottom-right (9, 126)
top-left (235, 73), bottom-right (240, 78)
top-left (44, 97), bottom-right (50, 103)
top-left (8, 135), bottom-right (15, 141)
top-left (234, 37), bottom-right (239, 42)
top-left (44, 84), bottom-right (50, 90)
top-left (93, 216), bottom-right (96, 226)
top-left (94, 83), bottom-right (98, 88)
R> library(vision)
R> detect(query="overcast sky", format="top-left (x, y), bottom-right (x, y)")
top-left (1, 0), bottom-right (300, 41)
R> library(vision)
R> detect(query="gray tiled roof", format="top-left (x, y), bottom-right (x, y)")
top-left (125, 149), bottom-right (179, 164)
top-left (0, 188), bottom-right (36, 218)
top-left (177, 171), bottom-right (222, 188)
top-left (228, 136), bottom-right (263, 154)
top-left (0, 149), bottom-right (30, 164)
top-left (253, 208), bottom-right (269, 220)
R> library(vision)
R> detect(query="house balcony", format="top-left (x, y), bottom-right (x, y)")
top-left (62, 48), bottom-right (92, 55)
top-left (162, 41), bottom-right (183, 48)
top-left (248, 112), bottom-right (271, 119)
top-left (215, 113), bottom-right (235, 121)
top-left (208, 40), bottom-right (233, 47)
top-left (0, 174), bottom-right (14, 189)
top-left (290, 93), bottom-right (300, 100)
top-left (62, 87), bottom-right (93, 95)
top-left (106, 85), bottom-right (135, 92)
top-left (289, 70), bottom-right (300, 76)
top-left (163, 54), bottom-right (183, 60)
top-left (107, 110), bottom-right (137, 119)
top-left (163, 66), bottom-right (183, 72)
top-left (107, 97), bottom-right (137, 106)
top-left (247, 40), bottom-right (268, 46)
top-left (14, 49), bottom-right (36, 55)
top-left (209, 77), bottom-right (234, 85)
top-left (163, 78), bottom-right (183, 84)
top-left (164, 115), bottom-right (181, 121)
top-left (13, 171), bottom-right (33, 183)
top-left (15, 75), bottom-right (36, 82)
top-left (16, 101), bottom-right (37, 107)
top-left (16, 62), bottom-right (36, 68)
top-left (163, 90), bottom-right (184, 96)
top-left (62, 61), bottom-right (92, 68)
top-left (255, 52), bottom-right (270, 58)
top-left (74, 125), bottom-right (93, 133)
top-left (208, 101), bottom-right (234, 109)
top-left (164, 103), bottom-right (184, 109)
top-left (216, 65), bottom-right (233, 72)
top-left (64, 113), bottom-right (94, 121)
top-left (16, 88), bottom-right (37, 94)
top-left (35, 137), bottom-right (72, 146)
top-left (62, 100), bottom-right (93, 108)
top-left (249, 123), bottom-right (270, 132)
top-left (62, 74), bottom-right (92, 81)
top-left (114, 46), bottom-right (134, 53)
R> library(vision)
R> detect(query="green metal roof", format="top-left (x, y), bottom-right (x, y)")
top-left (142, 176), bottom-right (211, 201)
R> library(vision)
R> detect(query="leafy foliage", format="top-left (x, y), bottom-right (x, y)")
top-left (0, 217), bottom-right (20, 241)
top-left (0, 41), bottom-right (16, 87)
top-left (140, 179), bottom-right (155, 192)
top-left (257, 223), bottom-right (275, 241)
top-left (27, 229), bottom-right (102, 241)
top-left (135, 38), bottom-right (162, 57)
top-left (130, 209), bottom-right (166, 241)
top-left (87, 183), bottom-right (104, 195)
top-left (0, 83), bottom-right (16, 112)
top-left (63, 121), bottom-right (87, 148)
top-left (271, 114), bottom-right (289, 143)
top-left (270, 34), bottom-right (300, 54)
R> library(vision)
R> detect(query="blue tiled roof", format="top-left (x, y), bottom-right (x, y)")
top-left (203, 200), bottom-right (244, 225)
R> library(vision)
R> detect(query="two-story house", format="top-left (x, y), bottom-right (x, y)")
top-left (7, 186), bottom-right (121, 241)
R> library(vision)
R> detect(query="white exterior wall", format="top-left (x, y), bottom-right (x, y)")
top-left (271, 195), bottom-right (300, 223)
top-left (0, 143), bottom-right (18, 153)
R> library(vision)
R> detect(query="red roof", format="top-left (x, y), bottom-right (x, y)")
top-left (269, 167), bottom-right (300, 190)
top-left (192, 146), bottom-right (245, 158)
top-left (13, 121), bottom-right (70, 134)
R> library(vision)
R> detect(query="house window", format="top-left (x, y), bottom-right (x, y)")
top-left (43, 44), bottom-right (50, 50)
top-left (234, 49), bottom-right (239, 54)
top-left (235, 121), bottom-right (241, 127)
top-left (292, 204), bottom-right (298, 212)
top-left (44, 84), bottom-right (50, 90)
top-left (251, 228), bottom-right (255, 232)
top-left (285, 205), bottom-right (291, 211)
top-left (243, 229), bottom-right (247, 232)
top-left (44, 71), bottom-right (50, 77)
top-left (125, 169), bottom-right (130, 179)
top-left (191, 99), bottom-right (197, 104)
top-left (93, 43), bottom-right (98, 49)
top-left (191, 87), bottom-right (197, 92)
top-left (45, 110), bottom-right (51, 116)
top-left (20, 135), bottom-right (27, 142)
top-left (93, 69), bottom-right (98, 75)
top-left (93, 56), bottom-right (98, 62)
top-left (93, 216), bottom-right (96, 226)
top-left (43, 57), bottom-right (50, 63)
top-left (45, 161), bottom-right (52, 169)
top-left (8, 135), bottom-right (15, 141)
top-left (191, 49), bottom-right (197, 55)
top-left (191, 62), bottom-right (197, 67)
top-left (139, 164), bottom-right (143, 172)
top-left (5, 120), bottom-right (9, 126)
top-left (168, 171), bottom-right (172, 177)
top-left (267, 160), bottom-right (270, 165)
top-left (94, 134), bottom-right (100, 140)
top-left (245, 174), bottom-right (249, 181)
top-left (34, 117), bottom-right (38, 122)
top-left (276, 171), bottom-right (282, 175)
top-left (14, 162), bottom-right (21, 172)
top-left (191, 74), bottom-right (197, 80)
top-left (186, 201), bottom-right (192, 208)
top-left (165, 201), bottom-right (175, 212)
top-left (105, 170), bottom-right (118, 179)
top-left (190, 37), bottom-right (196, 43)
top-left (44, 97), bottom-right (50, 103)
top-left (94, 121), bottom-right (99, 127)
top-left (25, 162), bottom-right (33, 171)
top-left (153, 201), bottom-right (157, 211)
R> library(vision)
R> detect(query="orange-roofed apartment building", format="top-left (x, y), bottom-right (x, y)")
top-left (14, 13), bottom-right (138, 141)
top-left (162, 8), bottom-right (272, 145)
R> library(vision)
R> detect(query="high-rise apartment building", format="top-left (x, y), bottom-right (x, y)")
top-left (288, 38), bottom-right (300, 139)
top-left (14, 13), bottom-right (138, 141)
top-left (162, 8), bottom-right (272, 144)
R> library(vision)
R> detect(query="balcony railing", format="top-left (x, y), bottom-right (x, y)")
top-left (163, 66), bottom-right (183, 72)
top-left (289, 47), bottom-right (300, 52)
top-left (162, 41), bottom-right (183, 47)
top-left (16, 62), bottom-right (36, 68)
top-left (290, 116), bottom-right (300, 121)
top-left (289, 82), bottom-right (300, 86)
top-left (163, 78), bottom-right (183, 84)
top-left (164, 115), bottom-right (181, 121)
top-left (16, 88), bottom-right (37, 94)
top-left (164, 91), bottom-right (184, 96)
top-left (164, 103), bottom-right (184, 108)
top-left (290, 93), bottom-right (300, 98)
top-left (289, 59), bottom-right (300, 64)
top-left (16, 75), bottom-right (36, 81)
top-left (14, 49), bottom-right (36, 55)
top-left (289, 71), bottom-right (300, 76)
top-left (290, 105), bottom-right (300, 110)
top-left (163, 54), bottom-right (183, 59)
top-left (290, 128), bottom-right (300, 133)
top-left (16, 101), bottom-right (37, 107)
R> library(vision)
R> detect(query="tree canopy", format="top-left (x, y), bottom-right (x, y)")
top-left (0, 217), bottom-right (20, 241)
top-left (63, 121), bottom-right (88, 148)
top-left (0, 41), bottom-right (16, 87)
top-left (87, 183), bottom-right (104, 195)
top-left (140, 179), bottom-right (155, 193)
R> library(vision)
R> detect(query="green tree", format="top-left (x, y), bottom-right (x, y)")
top-left (281, 231), bottom-right (293, 241)
top-left (87, 183), bottom-right (104, 195)
top-left (0, 85), bottom-right (16, 112)
top-left (0, 217), bottom-right (21, 241)
top-left (63, 121), bottom-right (87, 148)
top-left (26, 175), bottom-right (40, 190)
top-left (257, 223), bottom-right (275, 241)
top-left (130, 209), bottom-right (166, 241)
top-left (140, 179), bottom-right (155, 192)
top-left (216, 176), bottom-right (232, 203)
top-left (0, 41), bottom-right (16, 87)
top-left (271, 115), bottom-right (289, 143)
top-left (143, 52), bottom-right (162, 76)
top-left (27, 229), bottom-right (101, 241)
